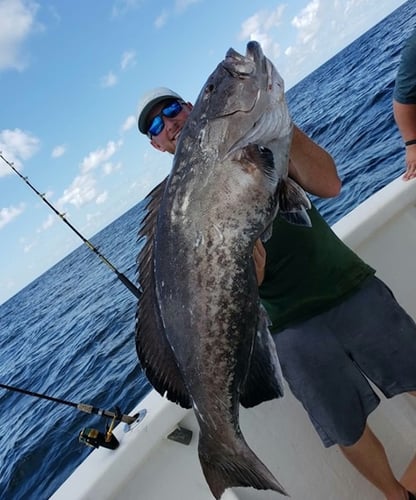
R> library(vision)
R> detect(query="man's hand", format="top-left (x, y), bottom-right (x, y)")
top-left (253, 239), bottom-right (266, 286)
top-left (404, 144), bottom-right (416, 180)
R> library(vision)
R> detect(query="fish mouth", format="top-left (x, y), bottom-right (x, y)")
top-left (246, 40), bottom-right (264, 63)
top-left (225, 40), bottom-right (265, 66)
top-left (246, 41), bottom-right (274, 90)
top-left (219, 40), bottom-right (280, 157)
top-left (223, 41), bottom-right (272, 89)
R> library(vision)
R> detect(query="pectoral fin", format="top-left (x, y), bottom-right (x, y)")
top-left (278, 177), bottom-right (312, 227)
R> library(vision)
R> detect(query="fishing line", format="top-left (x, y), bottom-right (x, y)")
top-left (0, 152), bottom-right (142, 299)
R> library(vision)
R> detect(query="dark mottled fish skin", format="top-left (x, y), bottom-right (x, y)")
top-left (156, 144), bottom-right (287, 499)
top-left (135, 41), bottom-right (311, 498)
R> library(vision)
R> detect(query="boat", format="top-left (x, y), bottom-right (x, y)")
top-left (51, 174), bottom-right (416, 500)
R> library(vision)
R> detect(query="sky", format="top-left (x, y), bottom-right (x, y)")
top-left (0, 0), bottom-right (408, 305)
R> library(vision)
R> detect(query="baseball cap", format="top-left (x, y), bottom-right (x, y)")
top-left (137, 87), bottom-right (183, 135)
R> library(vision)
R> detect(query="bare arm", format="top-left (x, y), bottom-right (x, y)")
top-left (254, 126), bottom-right (341, 285)
top-left (288, 125), bottom-right (341, 197)
top-left (393, 100), bottom-right (416, 181)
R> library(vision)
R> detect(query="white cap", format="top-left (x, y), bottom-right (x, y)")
top-left (137, 87), bottom-right (183, 135)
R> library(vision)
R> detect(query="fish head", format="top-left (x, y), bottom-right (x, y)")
top-left (190, 41), bottom-right (292, 160)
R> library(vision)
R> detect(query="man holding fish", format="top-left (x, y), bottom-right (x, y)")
top-left (136, 41), bottom-right (416, 500)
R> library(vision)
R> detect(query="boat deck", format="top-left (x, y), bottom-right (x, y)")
top-left (52, 176), bottom-right (416, 500)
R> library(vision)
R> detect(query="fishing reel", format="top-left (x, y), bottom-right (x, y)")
top-left (79, 407), bottom-right (121, 450)
top-left (79, 427), bottom-right (119, 450)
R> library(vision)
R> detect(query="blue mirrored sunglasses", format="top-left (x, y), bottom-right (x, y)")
top-left (147, 100), bottom-right (184, 138)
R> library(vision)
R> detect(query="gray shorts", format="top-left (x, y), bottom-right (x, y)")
top-left (273, 276), bottom-right (416, 447)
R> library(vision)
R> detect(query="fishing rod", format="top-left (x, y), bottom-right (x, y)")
top-left (0, 152), bottom-right (142, 299)
top-left (0, 382), bottom-right (139, 425)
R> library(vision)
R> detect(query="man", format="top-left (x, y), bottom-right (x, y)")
top-left (393, 27), bottom-right (416, 181)
top-left (137, 86), bottom-right (416, 500)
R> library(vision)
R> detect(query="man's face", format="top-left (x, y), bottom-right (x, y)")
top-left (148, 100), bottom-right (193, 154)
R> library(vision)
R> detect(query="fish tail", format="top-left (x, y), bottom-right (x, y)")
top-left (198, 436), bottom-right (288, 499)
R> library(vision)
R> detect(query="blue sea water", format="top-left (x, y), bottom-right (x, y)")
top-left (0, 2), bottom-right (415, 498)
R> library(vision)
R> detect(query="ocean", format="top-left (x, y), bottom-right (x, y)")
top-left (0, 2), bottom-right (414, 498)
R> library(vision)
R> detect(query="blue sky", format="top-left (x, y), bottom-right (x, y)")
top-left (0, 0), bottom-right (407, 304)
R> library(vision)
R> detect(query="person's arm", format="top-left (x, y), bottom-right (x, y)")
top-left (393, 100), bottom-right (416, 181)
top-left (254, 126), bottom-right (341, 285)
top-left (288, 125), bottom-right (341, 197)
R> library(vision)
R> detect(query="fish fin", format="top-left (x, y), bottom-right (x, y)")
top-left (260, 222), bottom-right (273, 242)
top-left (199, 435), bottom-right (288, 499)
top-left (135, 178), bottom-right (192, 409)
top-left (278, 177), bottom-right (312, 227)
top-left (242, 144), bottom-right (277, 183)
top-left (240, 304), bottom-right (284, 408)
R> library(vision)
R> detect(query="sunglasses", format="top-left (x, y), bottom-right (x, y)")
top-left (147, 100), bottom-right (184, 138)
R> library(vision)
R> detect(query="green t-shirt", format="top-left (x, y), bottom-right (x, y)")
top-left (259, 203), bottom-right (375, 333)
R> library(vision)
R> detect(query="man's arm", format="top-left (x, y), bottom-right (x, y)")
top-left (288, 125), bottom-right (341, 197)
top-left (393, 100), bottom-right (416, 181)
top-left (254, 127), bottom-right (341, 286)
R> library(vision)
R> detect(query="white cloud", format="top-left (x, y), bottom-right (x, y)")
top-left (239, 5), bottom-right (286, 61)
top-left (175, 0), bottom-right (200, 13)
top-left (0, 128), bottom-right (40, 176)
top-left (240, 5), bottom-right (286, 37)
top-left (289, 0), bottom-right (407, 80)
top-left (239, 0), bottom-right (406, 89)
top-left (80, 140), bottom-right (122, 174)
top-left (121, 115), bottom-right (136, 133)
top-left (96, 191), bottom-right (108, 204)
top-left (39, 214), bottom-right (55, 231)
top-left (101, 50), bottom-right (136, 88)
top-left (102, 161), bottom-right (121, 175)
top-left (111, 0), bottom-right (142, 17)
top-left (51, 144), bottom-right (66, 158)
top-left (101, 71), bottom-right (118, 88)
top-left (58, 173), bottom-right (97, 208)
top-left (100, 50), bottom-right (136, 88)
top-left (121, 50), bottom-right (136, 70)
top-left (57, 140), bottom-right (122, 209)
top-left (155, 10), bottom-right (169, 29)
top-left (289, 0), bottom-right (324, 58)
top-left (0, 203), bottom-right (25, 229)
top-left (292, 0), bottom-right (320, 32)
top-left (155, 0), bottom-right (199, 28)
top-left (0, 0), bottom-right (40, 71)
top-left (282, 0), bottom-right (354, 83)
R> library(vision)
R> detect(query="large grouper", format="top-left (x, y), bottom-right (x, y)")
top-left (135, 41), bottom-right (311, 499)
